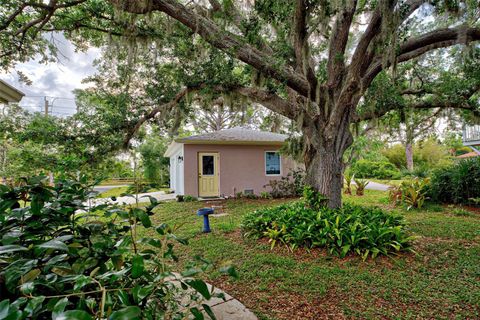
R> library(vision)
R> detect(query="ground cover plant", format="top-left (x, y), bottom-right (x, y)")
top-left (241, 188), bottom-right (413, 259)
top-left (0, 177), bottom-right (227, 319)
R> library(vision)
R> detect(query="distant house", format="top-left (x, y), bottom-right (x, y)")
top-left (164, 128), bottom-right (300, 198)
top-left (462, 125), bottom-right (480, 155)
top-left (0, 79), bottom-right (24, 104)
top-left (456, 151), bottom-right (479, 159)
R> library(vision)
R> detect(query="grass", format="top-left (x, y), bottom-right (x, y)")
top-left (97, 185), bottom-right (169, 198)
top-left (370, 179), bottom-right (405, 187)
top-left (98, 179), bottom-right (135, 186)
top-left (97, 186), bottom-right (130, 198)
top-left (140, 190), bottom-right (480, 319)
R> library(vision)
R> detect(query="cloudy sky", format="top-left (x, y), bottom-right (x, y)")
top-left (0, 33), bottom-right (100, 116)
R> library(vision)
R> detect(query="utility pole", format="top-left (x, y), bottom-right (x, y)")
top-left (44, 96), bottom-right (54, 185)
top-left (44, 96), bottom-right (49, 116)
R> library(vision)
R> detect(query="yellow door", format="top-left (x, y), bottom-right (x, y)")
top-left (198, 152), bottom-right (219, 197)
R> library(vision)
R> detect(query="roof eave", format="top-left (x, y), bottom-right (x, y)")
top-left (164, 141), bottom-right (183, 157)
top-left (0, 80), bottom-right (24, 103)
top-left (175, 139), bottom-right (285, 146)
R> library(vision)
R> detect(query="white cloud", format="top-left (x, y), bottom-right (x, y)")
top-left (0, 33), bottom-right (100, 116)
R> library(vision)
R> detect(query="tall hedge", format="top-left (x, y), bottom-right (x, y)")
top-left (429, 157), bottom-right (480, 204)
top-left (351, 159), bottom-right (401, 179)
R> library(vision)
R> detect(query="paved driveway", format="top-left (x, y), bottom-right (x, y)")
top-left (364, 181), bottom-right (390, 191)
top-left (89, 191), bottom-right (176, 206)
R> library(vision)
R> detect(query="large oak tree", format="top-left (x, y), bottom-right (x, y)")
top-left (1, 0), bottom-right (480, 207)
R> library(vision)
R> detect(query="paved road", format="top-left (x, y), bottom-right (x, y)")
top-left (91, 190), bottom-right (176, 206)
top-left (364, 181), bottom-right (390, 191)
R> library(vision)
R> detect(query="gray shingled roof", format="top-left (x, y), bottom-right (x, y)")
top-left (176, 127), bottom-right (287, 144)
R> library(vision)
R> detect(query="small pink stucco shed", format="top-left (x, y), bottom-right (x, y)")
top-left (164, 128), bottom-right (300, 198)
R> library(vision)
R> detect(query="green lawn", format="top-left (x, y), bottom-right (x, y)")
top-left (142, 191), bottom-right (480, 319)
top-left (370, 179), bottom-right (405, 187)
top-left (97, 186), bottom-right (130, 198)
top-left (97, 186), bottom-right (169, 198)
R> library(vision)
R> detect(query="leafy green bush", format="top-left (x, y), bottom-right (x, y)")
top-left (400, 164), bottom-right (430, 178)
top-left (183, 195), bottom-right (198, 202)
top-left (343, 172), bottom-right (353, 195)
top-left (354, 177), bottom-right (369, 196)
top-left (455, 146), bottom-right (473, 156)
top-left (352, 159), bottom-right (401, 179)
top-left (389, 178), bottom-right (430, 210)
top-left (0, 177), bottom-right (228, 319)
top-left (264, 169), bottom-right (305, 198)
top-left (382, 139), bottom-right (452, 171)
top-left (242, 197), bottom-right (414, 260)
top-left (260, 191), bottom-right (272, 199)
top-left (429, 158), bottom-right (480, 204)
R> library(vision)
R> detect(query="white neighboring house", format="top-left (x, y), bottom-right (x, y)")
top-left (463, 125), bottom-right (480, 155)
top-left (0, 79), bottom-right (24, 105)
top-left (164, 141), bottom-right (185, 195)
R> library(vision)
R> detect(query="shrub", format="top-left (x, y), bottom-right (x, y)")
top-left (429, 158), bottom-right (480, 204)
top-left (183, 195), bottom-right (198, 202)
top-left (389, 178), bottom-right (430, 210)
top-left (400, 164), bottom-right (430, 178)
top-left (242, 193), bottom-right (414, 259)
top-left (354, 177), bottom-right (369, 196)
top-left (402, 178), bottom-right (429, 209)
top-left (383, 139), bottom-right (452, 171)
top-left (0, 177), bottom-right (229, 319)
top-left (352, 159), bottom-right (401, 179)
top-left (260, 191), bottom-right (272, 199)
top-left (455, 146), bottom-right (473, 156)
top-left (264, 168), bottom-right (305, 198)
top-left (344, 172), bottom-right (353, 195)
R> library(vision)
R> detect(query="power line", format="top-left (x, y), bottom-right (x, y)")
top-left (50, 106), bottom-right (75, 110)
top-left (24, 95), bottom-right (75, 100)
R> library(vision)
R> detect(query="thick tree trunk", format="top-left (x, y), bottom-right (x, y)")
top-left (305, 147), bottom-right (344, 208)
top-left (302, 117), bottom-right (353, 209)
top-left (405, 142), bottom-right (414, 171)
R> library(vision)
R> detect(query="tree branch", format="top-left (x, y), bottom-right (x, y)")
top-left (123, 84), bottom-right (296, 145)
top-left (326, 0), bottom-right (357, 88)
top-left (356, 93), bottom-right (480, 122)
top-left (109, 0), bottom-right (310, 97)
top-left (293, 0), bottom-right (317, 95)
top-left (362, 26), bottom-right (480, 89)
top-left (234, 87), bottom-right (297, 119)
top-left (123, 87), bottom-right (192, 146)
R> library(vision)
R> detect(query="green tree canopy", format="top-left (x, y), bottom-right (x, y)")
top-left (2, 0), bottom-right (480, 207)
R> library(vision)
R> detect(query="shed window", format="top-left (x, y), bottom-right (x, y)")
top-left (265, 151), bottom-right (281, 175)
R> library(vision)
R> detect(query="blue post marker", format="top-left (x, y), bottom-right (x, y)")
top-left (197, 208), bottom-right (214, 233)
